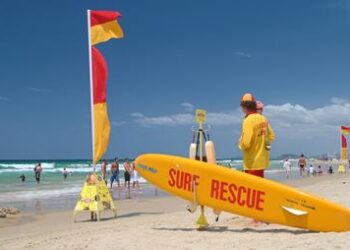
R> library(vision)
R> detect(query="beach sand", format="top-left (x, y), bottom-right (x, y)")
top-left (1, 173), bottom-right (350, 250)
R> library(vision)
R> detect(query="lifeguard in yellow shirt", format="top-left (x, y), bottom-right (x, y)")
top-left (239, 93), bottom-right (275, 178)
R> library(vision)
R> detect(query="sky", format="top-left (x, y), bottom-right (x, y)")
top-left (1, 0), bottom-right (350, 159)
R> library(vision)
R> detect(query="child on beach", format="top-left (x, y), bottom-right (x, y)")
top-left (328, 166), bottom-right (334, 174)
top-left (131, 162), bottom-right (140, 189)
top-left (308, 165), bottom-right (314, 176)
top-left (316, 165), bottom-right (323, 176)
top-left (283, 158), bottom-right (292, 179)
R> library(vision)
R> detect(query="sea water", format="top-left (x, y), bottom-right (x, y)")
top-left (0, 159), bottom-right (297, 212)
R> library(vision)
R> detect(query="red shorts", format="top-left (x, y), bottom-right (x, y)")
top-left (244, 169), bottom-right (264, 178)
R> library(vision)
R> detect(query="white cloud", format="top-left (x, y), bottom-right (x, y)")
top-left (181, 102), bottom-right (195, 112)
top-left (27, 87), bottom-right (52, 93)
top-left (112, 121), bottom-right (127, 127)
top-left (131, 112), bottom-right (194, 127)
top-left (131, 98), bottom-right (350, 133)
top-left (235, 51), bottom-right (252, 58)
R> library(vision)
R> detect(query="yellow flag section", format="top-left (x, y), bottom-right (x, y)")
top-left (74, 174), bottom-right (116, 221)
top-left (90, 11), bottom-right (124, 46)
top-left (93, 103), bottom-right (111, 163)
top-left (135, 154), bottom-right (350, 232)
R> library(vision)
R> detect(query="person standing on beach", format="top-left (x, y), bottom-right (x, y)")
top-left (123, 159), bottom-right (131, 188)
top-left (238, 93), bottom-right (275, 178)
top-left (238, 93), bottom-right (275, 225)
top-left (283, 158), bottom-right (292, 179)
top-left (110, 158), bottom-right (120, 188)
top-left (34, 163), bottom-right (42, 183)
top-left (131, 162), bottom-right (140, 189)
top-left (298, 154), bottom-right (307, 176)
top-left (256, 100), bottom-right (273, 151)
top-left (101, 160), bottom-right (108, 184)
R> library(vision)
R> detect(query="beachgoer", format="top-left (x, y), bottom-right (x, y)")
top-left (256, 100), bottom-right (264, 115)
top-left (132, 162), bottom-right (140, 189)
top-left (308, 165), bottom-right (314, 176)
top-left (63, 168), bottom-right (68, 180)
top-left (123, 158), bottom-right (131, 188)
top-left (298, 154), bottom-right (307, 177)
top-left (101, 159), bottom-right (108, 184)
top-left (19, 174), bottom-right (25, 182)
top-left (110, 157), bottom-right (120, 188)
top-left (317, 165), bottom-right (323, 176)
top-left (238, 93), bottom-right (275, 226)
top-left (283, 158), bottom-right (292, 179)
top-left (34, 163), bottom-right (42, 183)
top-left (328, 166), bottom-right (334, 174)
top-left (255, 100), bottom-right (273, 151)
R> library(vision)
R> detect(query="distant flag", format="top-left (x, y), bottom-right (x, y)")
top-left (87, 10), bottom-right (124, 166)
top-left (340, 126), bottom-right (350, 161)
top-left (90, 11), bottom-right (124, 46)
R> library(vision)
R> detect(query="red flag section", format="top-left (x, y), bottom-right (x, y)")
top-left (92, 47), bottom-right (108, 104)
top-left (342, 134), bottom-right (347, 148)
top-left (91, 11), bottom-right (121, 27)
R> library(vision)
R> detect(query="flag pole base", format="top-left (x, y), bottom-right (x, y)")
top-left (196, 206), bottom-right (209, 230)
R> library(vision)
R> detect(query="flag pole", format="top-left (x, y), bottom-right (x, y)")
top-left (87, 9), bottom-right (95, 173)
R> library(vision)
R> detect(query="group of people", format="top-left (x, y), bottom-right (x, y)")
top-left (19, 164), bottom-right (70, 184)
top-left (100, 158), bottom-right (140, 189)
top-left (282, 154), bottom-right (336, 179)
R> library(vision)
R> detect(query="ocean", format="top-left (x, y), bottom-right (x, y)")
top-left (0, 159), bottom-right (298, 212)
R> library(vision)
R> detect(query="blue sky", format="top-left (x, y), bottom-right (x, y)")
top-left (1, 0), bottom-right (350, 159)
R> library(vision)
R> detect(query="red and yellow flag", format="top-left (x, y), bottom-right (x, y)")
top-left (341, 126), bottom-right (350, 161)
top-left (341, 126), bottom-right (350, 135)
top-left (88, 10), bottom-right (124, 164)
top-left (90, 11), bottom-right (124, 46)
top-left (92, 47), bottom-right (110, 164)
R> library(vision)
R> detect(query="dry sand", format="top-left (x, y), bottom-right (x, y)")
top-left (1, 173), bottom-right (350, 250)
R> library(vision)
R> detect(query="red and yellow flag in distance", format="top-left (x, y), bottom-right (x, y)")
top-left (341, 126), bottom-right (350, 161)
top-left (90, 11), bottom-right (124, 46)
top-left (92, 47), bottom-right (110, 164)
top-left (341, 126), bottom-right (350, 135)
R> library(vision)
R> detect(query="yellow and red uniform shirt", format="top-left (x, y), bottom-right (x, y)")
top-left (239, 113), bottom-right (275, 170)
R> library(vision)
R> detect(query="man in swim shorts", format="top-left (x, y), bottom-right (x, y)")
top-left (123, 158), bottom-right (131, 188)
top-left (101, 159), bottom-right (108, 184)
top-left (298, 154), bottom-right (306, 176)
top-left (34, 163), bottom-right (42, 183)
top-left (110, 157), bottom-right (120, 188)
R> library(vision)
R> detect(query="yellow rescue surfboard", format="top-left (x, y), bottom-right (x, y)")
top-left (135, 154), bottom-right (350, 232)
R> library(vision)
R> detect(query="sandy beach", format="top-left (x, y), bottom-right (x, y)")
top-left (1, 173), bottom-right (350, 250)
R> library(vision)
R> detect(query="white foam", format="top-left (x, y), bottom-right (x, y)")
top-left (0, 186), bottom-right (82, 201)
